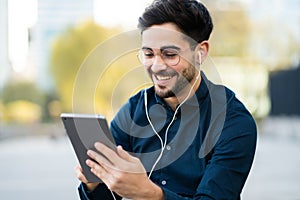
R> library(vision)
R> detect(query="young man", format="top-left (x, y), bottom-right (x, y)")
top-left (76, 0), bottom-right (257, 199)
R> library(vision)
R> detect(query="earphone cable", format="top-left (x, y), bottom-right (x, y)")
top-left (146, 69), bottom-right (201, 178)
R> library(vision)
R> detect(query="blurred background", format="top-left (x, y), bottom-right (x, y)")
top-left (0, 0), bottom-right (299, 199)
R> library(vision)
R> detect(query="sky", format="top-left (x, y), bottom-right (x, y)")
top-left (7, 0), bottom-right (151, 73)
top-left (93, 0), bottom-right (152, 28)
top-left (7, 0), bottom-right (300, 73)
top-left (8, 0), bottom-right (37, 73)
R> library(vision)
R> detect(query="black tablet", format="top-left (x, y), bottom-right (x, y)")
top-left (60, 113), bottom-right (116, 182)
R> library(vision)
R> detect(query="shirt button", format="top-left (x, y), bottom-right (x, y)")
top-left (161, 180), bottom-right (167, 185)
top-left (166, 145), bottom-right (171, 150)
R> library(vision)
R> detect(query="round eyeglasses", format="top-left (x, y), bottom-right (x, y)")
top-left (137, 48), bottom-right (181, 67)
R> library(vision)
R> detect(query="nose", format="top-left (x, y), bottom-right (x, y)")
top-left (151, 54), bottom-right (167, 73)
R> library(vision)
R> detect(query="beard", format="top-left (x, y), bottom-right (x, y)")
top-left (150, 64), bottom-right (196, 99)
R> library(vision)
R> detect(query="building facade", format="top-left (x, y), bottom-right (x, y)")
top-left (0, 0), bottom-right (10, 91)
top-left (32, 0), bottom-right (94, 90)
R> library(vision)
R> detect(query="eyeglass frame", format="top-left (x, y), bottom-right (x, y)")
top-left (137, 46), bottom-right (192, 67)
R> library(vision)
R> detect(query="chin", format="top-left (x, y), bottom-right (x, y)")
top-left (154, 85), bottom-right (175, 98)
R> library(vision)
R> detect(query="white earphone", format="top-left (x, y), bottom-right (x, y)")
top-left (198, 51), bottom-right (202, 66)
top-left (144, 51), bottom-right (202, 178)
top-left (195, 51), bottom-right (202, 80)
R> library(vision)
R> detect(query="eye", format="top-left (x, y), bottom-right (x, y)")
top-left (163, 50), bottom-right (179, 59)
top-left (143, 50), bottom-right (154, 58)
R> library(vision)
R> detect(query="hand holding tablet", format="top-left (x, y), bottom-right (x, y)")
top-left (60, 113), bottom-right (116, 182)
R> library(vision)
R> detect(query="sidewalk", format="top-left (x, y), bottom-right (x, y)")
top-left (0, 117), bottom-right (299, 199)
top-left (242, 116), bottom-right (300, 200)
top-left (0, 136), bottom-right (80, 200)
top-left (242, 133), bottom-right (300, 199)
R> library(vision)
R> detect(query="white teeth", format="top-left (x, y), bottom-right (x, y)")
top-left (156, 75), bottom-right (172, 80)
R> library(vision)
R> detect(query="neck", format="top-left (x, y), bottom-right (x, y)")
top-left (164, 74), bottom-right (201, 111)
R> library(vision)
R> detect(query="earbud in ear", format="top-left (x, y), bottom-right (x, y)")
top-left (198, 51), bottom-right (202, 65)
top-left (195, 51), bottom-right (201, 80)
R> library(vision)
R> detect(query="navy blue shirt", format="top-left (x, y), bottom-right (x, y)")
top-left (78, 73), bottom-right (257, 200)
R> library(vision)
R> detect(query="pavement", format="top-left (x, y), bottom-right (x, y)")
top-left (0, 117), bottom-right (299, 200)
top-left (0, 135), bottom-right (79, 200)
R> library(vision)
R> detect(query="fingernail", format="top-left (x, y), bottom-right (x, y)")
top-left (94, 142), bottom-right (100, 148)
top-left (87, 150), bottom-right (93, 156)
top-left (118, 145), bottom-right (122, 149)
top-left (86, 159), bottom-right (89, 165)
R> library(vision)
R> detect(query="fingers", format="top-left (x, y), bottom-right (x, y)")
top-left (87, 149), bottom-right (113, 168)
top-left (86, 159), bottom-right (105, 178)
top-left (93, 142), bottom-right (120, 165)
top-left (85, 150), bottom-right (116, 182)
top-left (88, 142), bottom-right (145, 175)
top-left (86, 158), bottom-right (116, 189)
top-left (93, 143), bottom-right (135, 164)
top-left (75, 165), bottom-right (89, 183)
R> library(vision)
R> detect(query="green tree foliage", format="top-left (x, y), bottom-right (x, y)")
top-left (1, 81), bottom-right (45, 105)
top-left (1, 81), bottom-right (45, 123)
top-left (50, 21), bottom-right (147, 119)
top-left (50, 21), bottom-right (120, 113)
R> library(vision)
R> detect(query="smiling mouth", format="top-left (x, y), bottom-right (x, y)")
top-left (155, 75), bottom-right (173, 81)
top-left (152, 73), bottom-right (177, 87)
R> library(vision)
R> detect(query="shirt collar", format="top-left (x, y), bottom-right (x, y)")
top-left (184, 71), bottom-right (209, 107)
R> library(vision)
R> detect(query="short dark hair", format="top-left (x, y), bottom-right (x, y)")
top-left (138, 0), bottom-right (213, 43)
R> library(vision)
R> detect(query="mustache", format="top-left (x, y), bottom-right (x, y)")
top-left (149, 69), bottom-right (178, 77)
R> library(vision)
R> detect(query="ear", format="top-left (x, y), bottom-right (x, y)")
top-left (194, 40), bottom-right (209, 65)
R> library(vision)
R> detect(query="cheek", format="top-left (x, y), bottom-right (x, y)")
top-left (174, 68), bottom-right (183, 76)
top-left (172, 62), bottom-right (191, 76)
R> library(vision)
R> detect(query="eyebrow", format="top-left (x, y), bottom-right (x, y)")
top-left (141, 45), bottom-right (181, 51)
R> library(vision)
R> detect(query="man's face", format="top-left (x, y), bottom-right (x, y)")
top-left (141, 23), bottom-right (196, 98)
